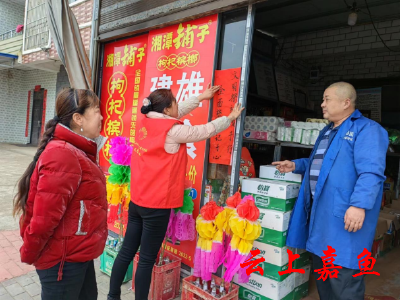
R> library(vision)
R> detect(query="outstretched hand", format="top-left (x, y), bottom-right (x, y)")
top-left (271, 161), bottom-right (296, 173)
top-left (198, 83), bottom-right (220, 101)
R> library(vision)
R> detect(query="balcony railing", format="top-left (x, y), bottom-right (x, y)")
top-left (0, 29), bottom-right (23, 42)
top-left (24, 0), bottom-right (50, 52)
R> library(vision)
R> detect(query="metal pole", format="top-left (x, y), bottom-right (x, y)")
top-left (230, 4), bottom-right (255, 195)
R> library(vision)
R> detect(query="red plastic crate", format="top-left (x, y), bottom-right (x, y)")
top-left (182, 275), bottom-right (239, 300)
top-left (132, 252), bottom-right (181, 300)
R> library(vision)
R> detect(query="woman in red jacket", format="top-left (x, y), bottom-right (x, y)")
top-left (108, 86), bottom-right (244, 300)
top-left (14, 88), bottom-right (108, 300)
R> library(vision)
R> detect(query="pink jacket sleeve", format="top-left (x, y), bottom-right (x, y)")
top-left (168, 116), bottom-right (232, 144)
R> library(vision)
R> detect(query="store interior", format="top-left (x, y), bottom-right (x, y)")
top-left (207, 0), bottom-right (400, 298)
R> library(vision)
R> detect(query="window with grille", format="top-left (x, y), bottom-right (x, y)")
top-left (23, 0), bottom-right (50, 52)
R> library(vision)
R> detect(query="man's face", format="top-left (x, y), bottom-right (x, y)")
top-left (321, 87), bottom-right (346, 122)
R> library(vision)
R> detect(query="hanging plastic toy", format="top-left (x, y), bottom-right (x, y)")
top-left (166, 181), bottom-right (196, 244)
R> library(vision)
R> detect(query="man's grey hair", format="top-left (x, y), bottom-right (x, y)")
top-left (327, 82), bottom-right (357, 106)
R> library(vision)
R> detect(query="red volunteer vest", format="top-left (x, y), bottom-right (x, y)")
top-left (131, 117), bottom-right (188, 209)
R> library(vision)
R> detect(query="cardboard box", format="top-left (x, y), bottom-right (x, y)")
top-left (384, 177), bottom-right (394, 192)
top-left (375, 219), bottom-right (388, 240)
top-left (242, 178), bottom-right (300, 212)
top-left (389, 199), bottom-right (400, 211)
top-left (252, 241), bottom-right (289, 266)
top-left (257, 227), bottom-right (287, 247)
top-left (293, 252), bottom-right (311, 270)
top-left (382, 207), bottom-right (400, 219)
top-left (257, 252), bottom-right (310, 282)
top-left (258, 209), bottom-right (291, 232)
top-left (235, 273), bottom-right (294, 300)
top-left (371, 239), bottom-right (382, 259)
top-left (293, 281), bottom-right (309, 300)
top-left (384, 190), bottom-right (392, 206)
top-left (381, 234), bottom-right (393, 253)
top-left (260, 165), bottom-right (302, 183)
top-left (258, 262), bottom-right (290, 282)
top-left (244, 130), bottom-right (257, 139)
top-left (287, 247), bottom-right (307, 255)
top-left (294, 265), bottom-right (311, 288)
top-left (379, 212), bottom-right (400, 233)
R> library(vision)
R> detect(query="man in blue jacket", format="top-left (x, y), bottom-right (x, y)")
top-left (273, 82), bottom-right (388, 300)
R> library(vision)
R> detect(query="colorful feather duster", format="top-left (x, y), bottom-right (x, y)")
top-left (223, 195), bottom-right (261, 283)
top-left (106, 137), bottom-right (133, 225)
top-left (193, 201), bottom-right (223, 281)
top-left (223, 192), bottom-right (242, 260)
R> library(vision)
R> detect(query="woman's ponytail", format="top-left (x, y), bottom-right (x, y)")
top-left (13, 118), bottom-right (58, 217)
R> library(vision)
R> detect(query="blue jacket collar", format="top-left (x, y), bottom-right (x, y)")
top-left (327, 109), bottom-right (361, 129)
top-left (351, 109), bottom-right (362, 120)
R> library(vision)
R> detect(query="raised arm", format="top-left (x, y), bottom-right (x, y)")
top-left (178, 84), bottom-right (220, 119)
top-left (170, 103), bottom-right (244, 144)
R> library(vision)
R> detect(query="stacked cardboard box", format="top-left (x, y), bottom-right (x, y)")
top-left (236, 165), bottom-right (311, 300)
top-left (372, 191), bottom-right (400, 258)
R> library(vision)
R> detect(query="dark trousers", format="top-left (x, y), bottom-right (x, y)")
top-left (108, 202), bottom-right (171, 300)
top-left (36, 260), bottom-right (97, 300)
top-left (312, 254), bottom-right (365, 300)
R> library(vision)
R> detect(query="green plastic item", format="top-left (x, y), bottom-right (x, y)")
top-left (108, 159), bottom-right (131, 184)
top-left (174, 189), bottom-right (194, 214)
top-left (100, 246), bottom-right (133, 283)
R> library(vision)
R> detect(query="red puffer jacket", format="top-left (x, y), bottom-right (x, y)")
top-left (20, 124), bottom-right (107, 280)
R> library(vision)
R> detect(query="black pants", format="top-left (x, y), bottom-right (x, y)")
top-left (312, 254), bottom-right (365, 300)
top-left (36, 260), bottom-right (97, 300)
top-left (108, 202), bottom-right (171, 300)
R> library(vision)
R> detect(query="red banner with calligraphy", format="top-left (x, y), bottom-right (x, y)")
top-left (209, 68), bottom-right (241, 165)
top-left (99, 34), bottom-right (148, 235)
top-left (138, 14), bottom-right (218, 267)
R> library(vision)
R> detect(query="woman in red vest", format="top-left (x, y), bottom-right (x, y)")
top-left (108, 86), bottom-right (244, 300)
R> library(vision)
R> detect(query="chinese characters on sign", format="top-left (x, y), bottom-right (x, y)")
top-left (269, 247), bottom-right (380, 281)
top-left (99, 34), bottom-right (148, 236)
top-left (140, 14), bottom-right (218, 267)
top-left (314, 246), bottom-right (343, 281)
top-left (100, 34), bottom-right (148, 167)
top-left (209, 68), bottom-right (241, 166)
top-left (240, 249), bottom-right (265, 276)
top-left (278, 249), bottom-right (305, 276)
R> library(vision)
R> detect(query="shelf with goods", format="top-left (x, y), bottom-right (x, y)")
top-left (243, 138), bottom-right (315, 161)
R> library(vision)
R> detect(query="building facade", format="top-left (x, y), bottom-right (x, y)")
top-left (0, 0), bottom-right (94, 144)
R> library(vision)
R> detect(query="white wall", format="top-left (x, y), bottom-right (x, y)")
top-left (0, 68), bottom-right (57, 144)
top-left (0, 0), bottom-right (25, 34)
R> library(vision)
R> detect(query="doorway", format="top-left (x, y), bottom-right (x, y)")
top-left (30, 89), bottom-right (44, 146)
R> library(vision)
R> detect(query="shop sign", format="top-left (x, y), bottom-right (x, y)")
top-left (99, 34), bottom-right (148, 235)
top-left (99, 34), bottom-right (148, 167)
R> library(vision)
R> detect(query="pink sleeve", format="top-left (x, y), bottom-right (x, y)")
top-left (168, 123), bottom-right (217, 144)
top-left (168, 117), bottom-right (232, 144)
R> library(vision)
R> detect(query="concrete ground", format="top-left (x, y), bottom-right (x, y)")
top-left (0, 143), bottom-right (36, 231)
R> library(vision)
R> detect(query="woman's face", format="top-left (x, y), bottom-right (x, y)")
top-left (165, 99), bottom-right (179, 119)
top-left (80, 104), bottom-right (103, 139)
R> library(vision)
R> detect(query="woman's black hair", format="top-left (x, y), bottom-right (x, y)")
top-left (141, 89), bottom-right (175, 114)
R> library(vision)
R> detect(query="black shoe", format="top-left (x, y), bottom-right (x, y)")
top-left (107, 296), bottom-right (121, 300)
